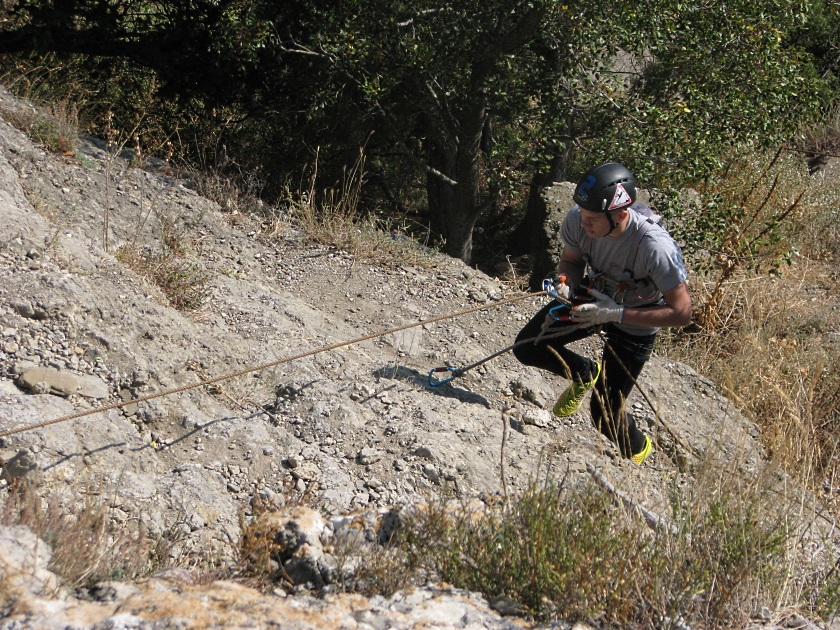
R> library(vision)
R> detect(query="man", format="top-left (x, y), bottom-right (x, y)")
top-left (513, 162), bottom-right (691, 464)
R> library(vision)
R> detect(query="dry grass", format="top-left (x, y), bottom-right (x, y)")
top-left (0, 95), bottom-right (79, 156)
top-left (661, 151), bottom-right (840, 526)
top-left (0, 480), bottom-right (167, 590)
top-left (0, 61), bottom-right (86, 156)
top-left (668, 265), bottom-right (838, 457)
top-left (116, 215), bottom-right (211, 311)
top-left (280, 149), bottom-right (437, 268)
top-left (662, 157), bottom-right (840, 616)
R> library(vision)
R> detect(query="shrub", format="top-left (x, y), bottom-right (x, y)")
top-left (400, 470), bottom-right (835, 628)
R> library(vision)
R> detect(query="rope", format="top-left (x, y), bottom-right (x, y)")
top-left (0, 291), bottom-right (546, 439)
top-left (432, 325), bottom-right (584, 383)
top-left (601, 339), bottom-right (697, 458)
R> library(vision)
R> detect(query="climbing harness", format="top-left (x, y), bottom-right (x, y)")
top-left (0, 290), bottom-right (546, 439)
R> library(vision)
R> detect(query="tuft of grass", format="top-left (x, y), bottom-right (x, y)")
top-left (186, 163), bottom-right (267, 219)
top-left (0, 60), bottom-right (86, 156)
top-left (283, 148), bottom-right (437, 268)
top-left (1, 481), bottom-right (169, 591)
top-left (116, 247), bottom-right (210, 311)
top-left (27, 99), bottom-right (79, 155)
top-left (0, 94), bottom-right (79, 156)
top-left (236, 508), bottom-right (288, 585)
top-left (116, 215), bottom-right (211, 311)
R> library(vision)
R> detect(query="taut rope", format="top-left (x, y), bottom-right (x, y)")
top-left (0, 291), bottom-right (545, 438)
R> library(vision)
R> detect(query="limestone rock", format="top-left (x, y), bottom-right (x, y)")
top-left (16, 366), bottom-right (80, 397)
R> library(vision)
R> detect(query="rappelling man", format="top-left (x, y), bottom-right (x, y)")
top-left (513, 162), bottom-right (692, 464)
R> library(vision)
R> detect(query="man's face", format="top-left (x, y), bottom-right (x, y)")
top-left (580, 208), bottom-right (617, 237)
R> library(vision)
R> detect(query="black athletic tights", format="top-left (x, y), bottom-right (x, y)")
top-left (512, 301), bottom-right (656, 458)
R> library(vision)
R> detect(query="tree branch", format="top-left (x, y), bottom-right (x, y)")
top-left (280, 36), bottom-right (458, 187)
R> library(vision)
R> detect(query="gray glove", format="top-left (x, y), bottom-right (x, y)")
top-left (571, 289), bottom-right (624, 325)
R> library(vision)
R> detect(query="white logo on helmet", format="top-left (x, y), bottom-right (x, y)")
top-left (608, 183), bottom-right (632, 210)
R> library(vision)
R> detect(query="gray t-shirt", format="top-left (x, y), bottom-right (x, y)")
top-left (561, 205), bottom-right (688, 336)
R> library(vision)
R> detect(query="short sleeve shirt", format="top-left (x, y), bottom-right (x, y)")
top-left (561, 205), bottom-right (688, 336)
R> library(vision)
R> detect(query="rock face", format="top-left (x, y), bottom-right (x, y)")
top-left (0, 85), bottom-right (834, 629)
top-left (522, 181), bottom-right (577, 290)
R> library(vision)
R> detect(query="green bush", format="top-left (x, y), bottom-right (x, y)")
top-left (400, 473), bottom-right (834, 628)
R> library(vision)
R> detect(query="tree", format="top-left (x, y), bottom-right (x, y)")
top-left (0, 0), bottom-right (830, 265)
top-left (267, 0), bottom-right (827, 262)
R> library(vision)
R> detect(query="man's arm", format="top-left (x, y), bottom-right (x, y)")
top-left (620, 282), bottom-right (692, 328)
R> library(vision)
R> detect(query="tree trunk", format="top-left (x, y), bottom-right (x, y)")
top-left (426, 97), bottom-right (488, 265)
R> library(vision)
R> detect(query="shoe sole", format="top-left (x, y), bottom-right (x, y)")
top-left (553, 362), bottom-right (602, 417)
top-left (631, 436), bottom-right (653, 465)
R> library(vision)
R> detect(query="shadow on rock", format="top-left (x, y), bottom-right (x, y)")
top-left (371, 365), bottom-right (491, 408)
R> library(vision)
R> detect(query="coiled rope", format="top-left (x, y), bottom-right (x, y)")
top-left (0, 290), bottom-right (546, 439)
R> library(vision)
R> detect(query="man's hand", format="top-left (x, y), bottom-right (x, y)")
top-left (543, 275), bottom-right (570, 300)
top-left (571, 289), bottom-right (624, 325)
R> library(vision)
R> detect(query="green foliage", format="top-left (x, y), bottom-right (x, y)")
top-left (401, 475), bottom-right (832, 627)
top-left (788, 1), bottom-right (840, 94)
top-left (402, 484), bottom-right (650, 622)
top-left (589, 0), bottom-right (826, 188)
top-left (233, 0), bottom-right (831, 262)
top-left (0, 0), bottom-right (835, 264)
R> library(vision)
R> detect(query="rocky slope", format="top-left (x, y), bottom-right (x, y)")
top-left (0, 85), bottom-right (835, 629)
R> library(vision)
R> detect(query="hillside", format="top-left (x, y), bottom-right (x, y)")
top-left (0, 85), bottom-right (835, 629)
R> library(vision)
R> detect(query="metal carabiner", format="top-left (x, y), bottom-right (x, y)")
top-left (428, 366), bottom-right (459, 386)
top-left (542, 277), bottom-right (559, 298)
top-left (548, 302), bottom-right (573, 322)
top-left (542, 274), bottom-right (567, 300)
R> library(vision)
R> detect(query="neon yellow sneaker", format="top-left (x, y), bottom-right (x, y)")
top-left (631, 435), bottom-right (653, 465)
top-left (553, 362), bottom-right (602, 417)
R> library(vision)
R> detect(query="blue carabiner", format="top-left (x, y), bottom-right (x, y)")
top-left (428, 366), bottom-right (457, 386)
top-left (548, 303), bottom-right (572, 322)
top-left (542, 278), bottom-right (560, 299)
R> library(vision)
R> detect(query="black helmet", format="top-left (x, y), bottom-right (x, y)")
top-left (573, 162), bottom-right (637, 212)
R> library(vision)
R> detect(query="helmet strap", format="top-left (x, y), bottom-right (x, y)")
top-left (605, 210), bottom-right (619, 234)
